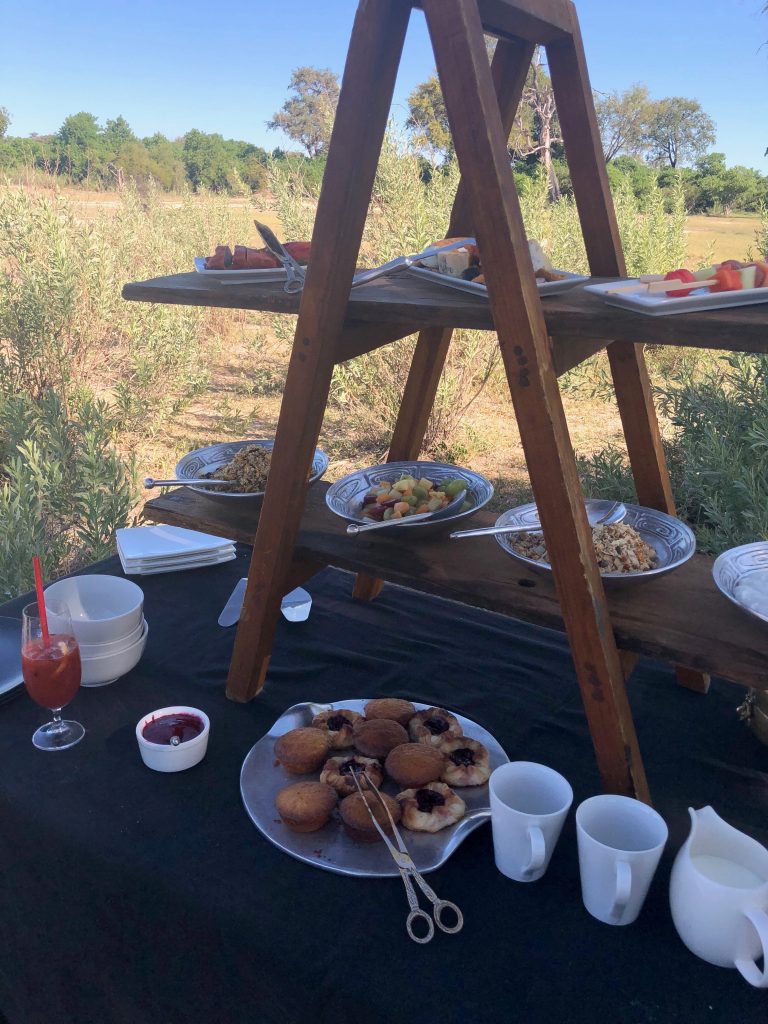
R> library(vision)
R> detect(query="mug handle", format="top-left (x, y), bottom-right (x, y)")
top-left (609, 861), bottom-right (632, 923)
top-left (524, 826), bottom-right (546, 876)
top-left (735, 908), bottom-right (768, 988)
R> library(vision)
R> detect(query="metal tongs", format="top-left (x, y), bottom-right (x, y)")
top-left (350, 771), bottom-right (464, 944)
top-left (254, 220), bottom-right (306, 294)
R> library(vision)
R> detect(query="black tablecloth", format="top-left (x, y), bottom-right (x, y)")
top-left (1, 551), bottom-right (766, 1024)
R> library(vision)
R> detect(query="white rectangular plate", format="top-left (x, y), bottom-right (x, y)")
top-left (194, 257), bottom-right (287, 284)
top-left (585, 279), bottom-right (768, 316)
top-left (408, 264), bottom-right (586, 297)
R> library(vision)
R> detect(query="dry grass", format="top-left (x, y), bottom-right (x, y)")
top-left (684, 214), bottom-right (762, 265)
top-left (12, 185), bottom-right (744, 513)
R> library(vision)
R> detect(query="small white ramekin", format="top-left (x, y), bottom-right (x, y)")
top-left (135, 705), bottom-right (210, 773)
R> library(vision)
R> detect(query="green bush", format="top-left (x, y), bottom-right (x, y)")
top-left (0, 391), bottom-right (137, 599)
top-left (578, 353), bottom-right (768, 554)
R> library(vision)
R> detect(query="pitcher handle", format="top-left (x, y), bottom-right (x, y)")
top-left (735, 908), bottom-right (768, 988)
top-left (609, 861), bottom-right (632, 923)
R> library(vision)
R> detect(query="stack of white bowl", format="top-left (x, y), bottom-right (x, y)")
top-left (45, 575), bottom-right (147, 688)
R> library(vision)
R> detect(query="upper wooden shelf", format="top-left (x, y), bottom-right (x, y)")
top-left (122, 271), bottom-right (768, 354)
top-left (142, 483), bottom-right (768, 691)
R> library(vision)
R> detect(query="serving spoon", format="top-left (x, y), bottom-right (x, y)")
top-left (144, 477), bottom-right (229, 488)
top-left (347, 489), bottom-right (467, 535)
top-left (449, 500), bottom-right (626, 540)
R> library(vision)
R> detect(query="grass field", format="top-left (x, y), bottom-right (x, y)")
top-left (684, 214), bottom-right (762, 265)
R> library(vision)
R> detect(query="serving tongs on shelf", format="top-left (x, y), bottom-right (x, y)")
top-left (348, 237), bottom-right (476, 290)
top-left (349, 770), bottom-right (463, 944)
top-left (254, 220), bottom-right (307, 294)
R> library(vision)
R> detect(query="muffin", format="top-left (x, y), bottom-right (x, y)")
top-left (408, 707), bottom-right (462, 747)
top-left (311, 708), bottom-right (362, 749)
top-left (275, 781), bottom-right (337, 832)
top-left (364, 698), bottom-right (416, 727)
top-left (339, 790), bottom-right (402, 843)
top-left (397, 781), bottom-right (466, 833)
top-left (385, 742), bottom-right (445, 788)
top-left (320, 755), bottom-right (384, 797)
top-left (274, 727), bottom-right (332, 774)
top-left (353, 718), bottom-right (408, 758)
top-left (439, 737), bottom-right (491, 786)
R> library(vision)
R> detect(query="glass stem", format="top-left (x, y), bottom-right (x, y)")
top-left (51, 708), bottom-right (64, 732)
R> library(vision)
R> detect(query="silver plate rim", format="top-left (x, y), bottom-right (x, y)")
top-left (175, 439), bottom-right (328, 503)
top-left (240, 698), bottom-right (509, 878)
top-left (494, 498), bottom-right (696, 581)
top-left (713, 542), bottom-right (768, 624)
top-left (325, 460), bottom-right (493, 533)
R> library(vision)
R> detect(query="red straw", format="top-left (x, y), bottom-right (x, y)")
top-left (32, 556), bottom-right (49, 643)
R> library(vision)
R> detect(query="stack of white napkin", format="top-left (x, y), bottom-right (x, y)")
top-left (116, 525), bottom-right (236, 575)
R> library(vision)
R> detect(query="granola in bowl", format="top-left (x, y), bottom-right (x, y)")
top-left (510, 522), bottom-right (656, 574)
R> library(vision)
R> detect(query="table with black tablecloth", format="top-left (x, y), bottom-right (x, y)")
top-left (0, 551), bottom-right (766, 1024)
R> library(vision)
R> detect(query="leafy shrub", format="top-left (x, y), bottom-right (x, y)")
top-left (0, 391), bottom-right (137, 598)
top-left (577, 353), bottom-right (768, 553)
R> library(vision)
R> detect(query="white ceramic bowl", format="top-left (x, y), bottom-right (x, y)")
top-left (80, 620), bottom-right (148, 688)
top-left (77, 617), bottom-right (145, 658)
top-left (45, 574), bottom-right (144, 644)
top-left (135, 705), bottom-right (210, 772)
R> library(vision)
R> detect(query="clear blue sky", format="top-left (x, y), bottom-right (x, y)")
top-left (2, 0), bottom-right (766, 171)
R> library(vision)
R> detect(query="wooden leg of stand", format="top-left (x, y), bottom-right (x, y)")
top-left (352, 38), bottom-right (535, 604)
top-left (426, 0), bottom-right (650, 801)
top-left (549, 23), bottom-right (710, 696)
top-left (226, 0), bottom-right (411, 700)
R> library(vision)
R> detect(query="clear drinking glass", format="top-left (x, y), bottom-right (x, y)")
top-left (21, 602), bottom-right (84, 751)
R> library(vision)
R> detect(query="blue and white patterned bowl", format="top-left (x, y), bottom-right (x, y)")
top-left (175, 440), bottom-right (328, 506)
top-left (494, 498), bottom-right (696, 582)
top-left (325, 460), bottom-right (493, 536)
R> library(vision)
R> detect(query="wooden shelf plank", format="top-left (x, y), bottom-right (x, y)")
top-left (122, 272), bottom-right (768, 355)
top-left (142, 485), bottom-right (768, 691)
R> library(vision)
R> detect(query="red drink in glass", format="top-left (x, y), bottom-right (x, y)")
top-left (22, 601), bottom-right (85, 751)
top-left (22, 635), bottom-right (81, 710)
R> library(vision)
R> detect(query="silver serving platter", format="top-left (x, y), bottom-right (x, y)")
top-left (325, 461), bottom-right (493, 537)
top-left (408, 264), bottom-right (587, 297)
top-left (240, 699), bottom-right (509, 878)
top-left (713, 542), bottom-right (768, 624)
top-left (494, 498), bottom-right (696, 582)
top-left (175, 439), bottom-right (328, 506)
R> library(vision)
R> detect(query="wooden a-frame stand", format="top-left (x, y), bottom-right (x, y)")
top-left (225, 0), bottom-right (708, 802)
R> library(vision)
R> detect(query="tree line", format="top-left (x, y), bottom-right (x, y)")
top-left (0, 108), bottom-right (273, 193)
top-left (2, 56), bottom-right (766, 214)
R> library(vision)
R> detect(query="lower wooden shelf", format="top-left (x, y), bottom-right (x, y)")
top-left (143, 484), bottom-right (768, 691)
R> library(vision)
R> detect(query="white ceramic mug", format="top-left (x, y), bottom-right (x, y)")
top-left (489, 761), bottom-right (573, 882)
top-left (576, 794), bottom-right (668, 925)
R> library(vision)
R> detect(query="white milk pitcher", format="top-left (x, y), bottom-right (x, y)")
top-left (670, 806), bottom-right (768, 987)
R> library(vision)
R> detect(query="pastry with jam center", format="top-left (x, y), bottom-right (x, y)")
top-left (311, 708), bottom-right (362, 749)
top-left (274, 727), bottom-right (332, 774)
top-left (397, 781), bottom-right (466, 833)
top-left (439, 736), bottom-right (491, 786)
top-left (319, 755), bottom-right (384, 797)
top-left (352, 718), bottom-right (408, 758)
top-left (408, 707), bottom-right (462, 747)
top-left (363, 698), bottom-right (416, 727)
top-left (339, 790), bottom-right (401, 843)
top-left (275, 781), bottom-right (337, 832)
top-left (385, 742), bottom-right (444, 788)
